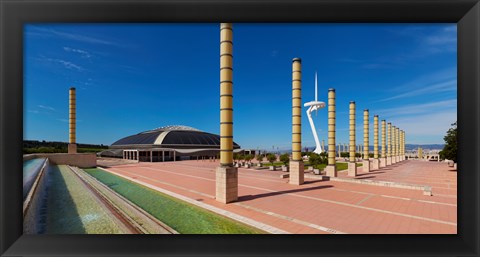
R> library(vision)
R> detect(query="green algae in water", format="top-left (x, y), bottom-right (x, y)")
top-left (46, 165), bottom-right (125, 234)
top-left (85, 168), bottom-right (264, 234)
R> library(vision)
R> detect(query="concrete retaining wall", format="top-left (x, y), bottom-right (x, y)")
top-left (24, 153), bottom-right (96, 168)
top-left (23, 159), bottom-right (49, 234)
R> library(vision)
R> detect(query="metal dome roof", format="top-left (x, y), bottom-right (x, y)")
top-left (110, 125), bottom-right (240, 149)
top-left (141, 125), bottom-right (201, 134)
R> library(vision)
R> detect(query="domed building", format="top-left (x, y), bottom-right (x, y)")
top-left (100, 125), bottom-right (242, 162)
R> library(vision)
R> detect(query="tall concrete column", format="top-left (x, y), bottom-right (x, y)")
top-left (400, 130), bottom-right (403, 161)
top-left (289, 58), bottom-right (304, 185)
top-left (392, 126), bottom-right (397, 164)
top-left (396, 127), bottom-right (400, 162)
top-left (402, 130), bottom-right (406, 161)
top-left (372, 115), bottom-right (379, 170)
top-left (394, 127), bottom-right (398, 162)
top-left (348, 101), bottom-right (357, 177)
top-left (392, 126), bottom-right (398, 164)
top-left (363, 109), bottom-right (371, 172)
top-left (68, 87), bottom-right (77, 154)
top-left (401, 129), bottom-right (404, 161)
top-left (399, 130), bottom-right (402, 161)
top-left (216, 23), bottom-right (238, 203)
top-left (326, 88), bottom-right (337, 177)
top-left (322, 140), bottom-right (325, 152)
top-left (393, 126), bottom-right (397, 163)
top-left (380, 120), bottom-right (386, 167)
top-left (387, 122), bottom-right (392, 165)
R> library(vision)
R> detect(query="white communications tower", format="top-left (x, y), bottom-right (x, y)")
top-left (304, 72), bottom-right (326, 154)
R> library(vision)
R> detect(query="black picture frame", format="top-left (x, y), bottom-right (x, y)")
top-left (1, 0), bottom-right (479, 256)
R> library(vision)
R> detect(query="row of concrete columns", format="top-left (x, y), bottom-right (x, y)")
top-left (347, 103), bottom-right (406, 177)
top-left (123, 150), bottom-right (139, 161)
top-left (321, 143), bottom-right (399, 155)
top-left (334, 143), bottom-right (371, 155)
top-left (213, 23), bottom-right (408, 202)
top-left (322, 143), bottom-right (403, 156)
top-left (122, 150), bottom-right (173, 162)
top-left (287, 74), bottom-right (408, 180)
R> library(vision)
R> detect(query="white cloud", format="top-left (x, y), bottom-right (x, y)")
top-left (31, 27), bottom-right (118, 46)
top-left (378, 79), bottom-right (456, 102)
top-left (427, 25), bottom-right (456, 44)
top-left (376, 99), bottom-right (456, 118)
top-left (394, 110), bottom-right (456, 137)
top-left (444, 26), bottom-right (457, 32)
top-left (44, 58), bottom-right (84, 71)
top-left (37, 105), bottom-right (55, 111)
top-left (375, 67), bottom-right (456, 102)
top-left (426, 35), bottom-right (456, 45)
top-left (63, 47), bottom-right (92, 58)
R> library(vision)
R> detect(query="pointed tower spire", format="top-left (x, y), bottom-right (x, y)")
top-left (315, 71), bottom-right (318, 102)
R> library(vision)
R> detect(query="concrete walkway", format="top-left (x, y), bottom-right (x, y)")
top-left (102, 160), bottom-right (456, 234)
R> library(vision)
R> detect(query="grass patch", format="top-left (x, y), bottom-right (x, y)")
top-left (84, 168), bottom-right (264, 234)
top-left (260, 162), bottom-right (285, 167)
top-left (335, 162), bottom-right (363, 171)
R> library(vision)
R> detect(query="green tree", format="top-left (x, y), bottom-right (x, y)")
top-left (267, 153), bottom-right (277, 165)
top-left (256, 154), bottom-right (263, 163)
top-left (238, 154), bottom-right (245, 163)
top-left (309, 152), bottom-right (322, 168)
top-left (319, 152), bottom-right (328, 164)
top-left (279, 153), bottom-right (290, 165)
top-left (244, 154), bottom-right (253, 163)
top-left (439, 122), bottom-right (457, 162)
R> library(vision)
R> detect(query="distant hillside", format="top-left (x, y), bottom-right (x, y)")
top-left (23, 140), bottom-right (108, 154)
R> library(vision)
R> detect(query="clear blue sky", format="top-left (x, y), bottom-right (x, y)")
top-left (24, 23), bottom-right (457, 150)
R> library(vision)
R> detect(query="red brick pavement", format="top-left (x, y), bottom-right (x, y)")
top-left (103, 159), bottom-right (456, 234)
top-left (339, 160), bottom-right (457, 197)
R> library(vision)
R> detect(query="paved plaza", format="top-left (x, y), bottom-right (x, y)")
top-left (338, 160), bottom-right (457, 198)
top-left (101, 160), bottom-right (456, 234)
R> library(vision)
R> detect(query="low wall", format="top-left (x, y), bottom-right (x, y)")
top-left (23, 159), bottom-right (49, 234)
top-left (23, 154), bottom-right (37, 162)
top-left (23, 153), bottom-right (96, 168)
